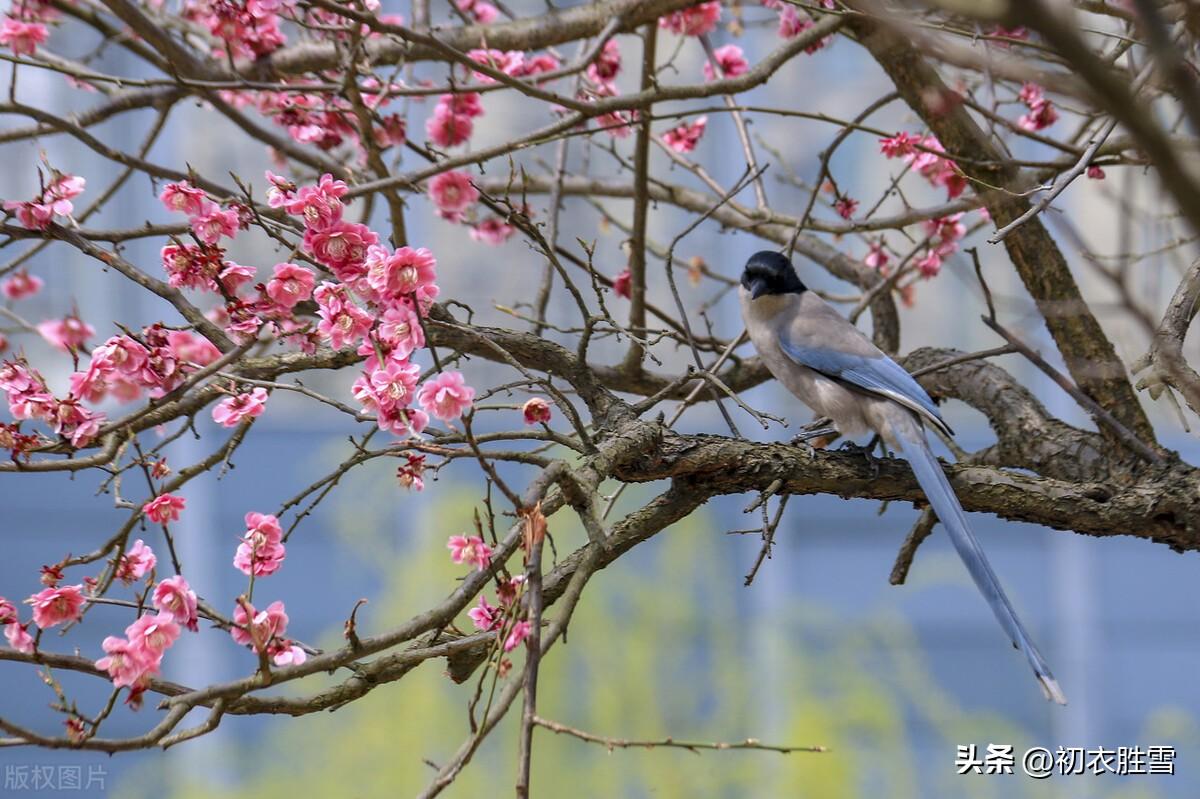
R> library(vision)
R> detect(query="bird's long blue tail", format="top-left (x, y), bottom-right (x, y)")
top-left (891, 416), bottom-right (1067, 705)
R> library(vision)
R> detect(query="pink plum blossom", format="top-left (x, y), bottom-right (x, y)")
top-left (503, 619), bottom-right (532, 652)
top-left (124, 611), bottom-right (180, 661)
top-left (447, 534), bottom-right (493, 571)
top-left (2, 270), bottom-right (43, 300)
top-left (92, 335), bottom-right (150, 377)
top-left (303, 220), bottom-right (377, 280)
top-left (190, 204), bottom-right (241, 244)
top-left (50, 398), bottom-right (104, 446)
top-left (37, 314), bottom-right (94, 351)
top-left (0, 19), bottom-right (48, 55)
top-left (233, 512), bottom-right (286, 577)
top-left (5, 622), bottom-right (33, 654)
top-left (879, 132), bottom-right (918, 158)
top-left (212, 387), bottom-right (268, 427)
top-left (426, 93), bottom-right (482, 148)
top-left (219, 261), bottom-right (256, 293)
top-left (586, 39), bottom-right (621, 88)
top-left (27, 584), bottom-right (85, 628)
top-left (427, 171), bottom-right (479, 222)
top-left (4, 174), bottom-right (84, 230)
top-left (523, 397), bottom-right (552, 425)
top-left (265, 263), bottom-right (315, 308)
top-left (456, 0), bottom-right (497, 24)
top-left (417, 370), bottom-right (475, 421)
top-left (396, 453), bottom-right (427, 490)
top-left (366, 246), bottom-right (437, 300)
top-left (468, 595), bottom-right (502, 631)
top-left (265, 171), bottom-right (296, 208)
top-left (469, 217), bottom-right (515, 245)
top-left (466, 48), bottom-right (525, 83)
top-left (230, 599), bottom-right (288, 649)
top-left (144, 493), bottom-right (186, 524)
top-left (158, 181), bottom-right (208, 216)
top-left (497, 574), bottom-right (525, 606)
top-left (514, 53), bottom-right (560, 79)
top-left (703, 45), bottom-right (747, 81)
top-left (369, 304), bottom-right (426, 362)
top-left (1019, 100), bottom-right (1059, 131)
top-left (659, 2), bottom-right (721, 36)
top-left (285, 173), bottom-right (347, 231)
top-left (270, 641), bottom-right (306, 666)
top-left (662, 116), bottom-right (707, 153)
top-left (153, 575), bottom-right (199, 632)
top-left (613, 268), bottom-right (632, 299)
top-left (354, 358), bottom-right (421, 416)
top-left (376, 405), bottom-right (429, 438)
top-left (116, 539), bottom-right (157, 583)
top-left (314, 283), bottom-right (373, 349)
top-left (95, 636), bottom-right (151, 688)
top-left (865, 241), bottom-right (890, 270)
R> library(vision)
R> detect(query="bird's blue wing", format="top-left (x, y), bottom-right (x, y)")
top-left (777, 338), bottom-right (952, 435)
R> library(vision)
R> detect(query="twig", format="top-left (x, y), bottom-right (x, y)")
top-left (531, 716), bottom-right (827, 754)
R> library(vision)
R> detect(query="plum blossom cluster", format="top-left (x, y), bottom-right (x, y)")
top-left (4, 173), bottom-right (84, 230)
top-left (269, 173), bottom-right (476, 434)
top-left (659, 1), bottom-right (721, 36)
top-left (228, 512), bottom-right (304, 666)
top-left (427, 91), bottom-right (484, 149)
top-left (455, 0), bottom-right (498, 24)
top-left (768, 0), bottom-right (834, 51)
top-left (586, 39), bottom-right (621, 91)
top-left (1, 539), bottom-right (201, 709)
top-left (159, 177), bottom-right (320, 349)
top-left (74, 324), bottom-right (222, 406)
top-left (915, 212), bottom-right (967, 278)
top-left (0, 323), bottom-right (221, 455)
top-left (92, 567), bottom-right (200, 708)
top-left (1017, 83), bottom-right (1059, 132)
top-left (662, 116), bottom-right (708, 154)
top-left (468, 573), bottom-right (532, 658)
top-left (224, 76), bottom-right (407, 153)
top-left (879, 132), bottom-right (968, 199)
top-left (182, 0), bottom-right (290, 60)
top-left (2, 357), bottom-right (104, 447)
top-left (0, 0), bottom-right (56, 57)
top-left (232, 599), bottom-right (305, 667)
top-left (465, 48), bottom-right (560, 85)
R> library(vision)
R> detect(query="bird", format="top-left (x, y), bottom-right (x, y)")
top-left (738, 249), bottom-right (1066, 705)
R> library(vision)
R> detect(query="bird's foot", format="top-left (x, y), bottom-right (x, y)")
top-left (839, 436), bottom-right (882, 477)
top-left (790, 426), bottom-right (839, 459)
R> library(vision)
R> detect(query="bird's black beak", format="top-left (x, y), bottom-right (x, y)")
top-left (748, 278), bottom-right (769, 300)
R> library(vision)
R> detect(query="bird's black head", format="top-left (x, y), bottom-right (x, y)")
top-left (740, 251), bottom-right (807, 300)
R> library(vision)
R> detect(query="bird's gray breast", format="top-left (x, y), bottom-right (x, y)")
top-left (739, 289), bottom-right (875, 437)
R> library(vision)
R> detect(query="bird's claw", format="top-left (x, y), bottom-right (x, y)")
top-left (839, 437), bottom-right (881, 478)
top-left (790, 426), bottom-right (838, 459)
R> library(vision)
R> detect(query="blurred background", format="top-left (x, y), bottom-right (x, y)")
top-left (1, 2), bottom-right (1198, 797)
